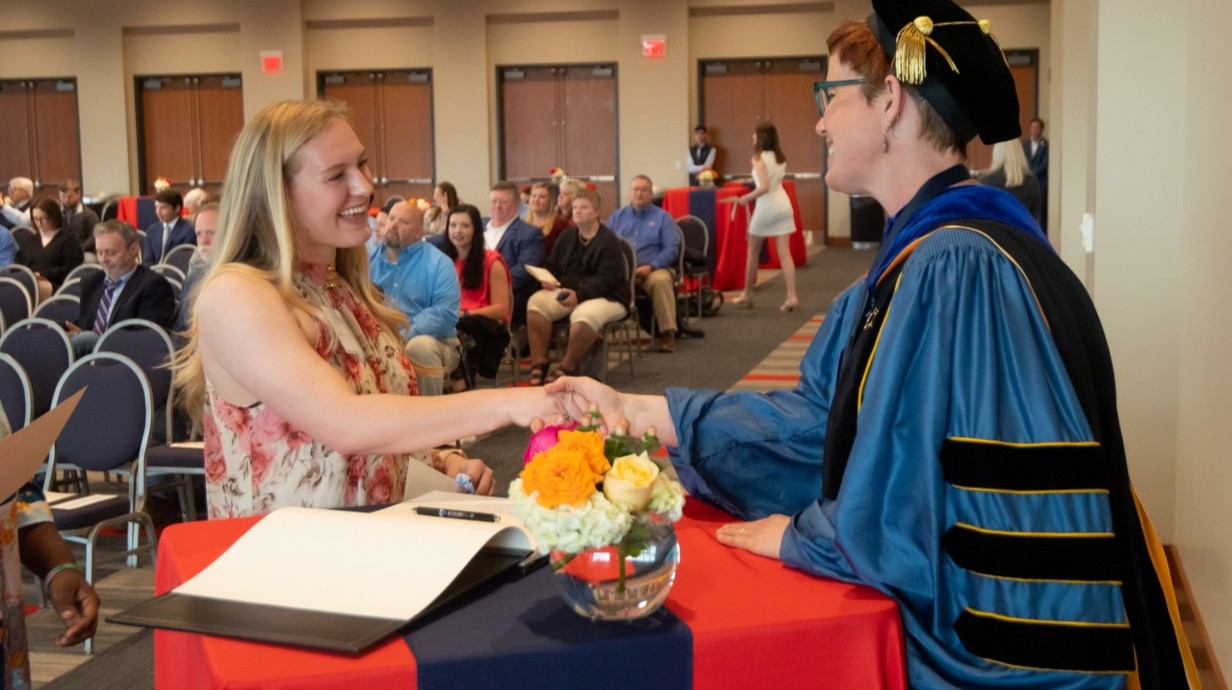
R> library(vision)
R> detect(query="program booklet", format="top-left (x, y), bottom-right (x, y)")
top-left (110, 495), bottom-right (539, 655)
top-left (524, 265), bottom-right (558, 285)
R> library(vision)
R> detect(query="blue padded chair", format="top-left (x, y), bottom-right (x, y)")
top-left (96, 319), bottom-right (202, 521)
top-left (160, 244), bottom-right (199, 276)
top-left (34, 294), bottom-right (81, 326)
top-left (0, 317), bottom-right (74, 418)
top-left (0, 276), bottom-right (32, 330)
top-left (675, 215), bottom-right (713, 319)
top-left (44, 352), bottom-right (159, 622)
top-left (0, 352), bottom-right (32, 432)
top-left (0, 264), bottom-right (39, 308)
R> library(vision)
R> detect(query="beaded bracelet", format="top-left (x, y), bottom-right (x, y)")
top-left (44, 562), bottom-right (85, 592)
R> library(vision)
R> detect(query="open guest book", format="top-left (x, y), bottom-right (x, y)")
top-left (110, 492), bottom-right (543, 655)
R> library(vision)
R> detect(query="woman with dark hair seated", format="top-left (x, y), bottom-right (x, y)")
top-left (16, 196), bottom-right (84, 300)
top-left (525, 187), bottom-right (627, 385)
top-left (440, 203), bottom-right (511, 390)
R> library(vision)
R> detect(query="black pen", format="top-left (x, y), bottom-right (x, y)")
top-left (414, 507), bottom-right (500, 523)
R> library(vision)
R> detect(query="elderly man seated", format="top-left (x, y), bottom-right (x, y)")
top-left (369, 200), bottom-right (461, 396)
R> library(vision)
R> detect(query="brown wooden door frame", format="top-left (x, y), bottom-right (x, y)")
top-left (135, 72), bottom-right (242, 196)
top-left (0, 77), bottom-right (83, 195)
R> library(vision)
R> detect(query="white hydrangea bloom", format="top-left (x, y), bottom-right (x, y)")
top-left (647, 473), bottom-right (686, 522)
top-left (509, 478), bottom-right (634, 554)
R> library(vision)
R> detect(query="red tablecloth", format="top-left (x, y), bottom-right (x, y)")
top-left (661, 183), bottom-right (807, 291)
top-left (154, 503), bottom-right (906, 689)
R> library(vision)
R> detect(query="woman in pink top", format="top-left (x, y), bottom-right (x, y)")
top-left (441, 204), bottom-right (511, 389)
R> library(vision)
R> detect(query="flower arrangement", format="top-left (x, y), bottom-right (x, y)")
top-left (153, 177), bottom-right (172, 193)
top-left (549, 167), bottom-right (567, 184)
top-left (510, 409), bottom-right (686, 591)
top-left (697, 170), bottom-right (717, 188)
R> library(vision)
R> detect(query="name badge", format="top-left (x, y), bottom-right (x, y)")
top-left (321, 307), bottom-right (366, 357)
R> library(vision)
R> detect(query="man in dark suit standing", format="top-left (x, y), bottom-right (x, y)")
top-left (1022, 117), bottom-right (1048, 231)
top-left (143, 189), bottom-right (196, 264)
top-left (66, 219), bottom-right (176, 355)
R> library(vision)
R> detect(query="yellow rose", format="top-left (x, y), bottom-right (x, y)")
top-left (603, 452), bottom-right (660, 510)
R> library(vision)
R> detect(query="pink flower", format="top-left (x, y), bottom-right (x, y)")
top-left (249, 442), bottom-right (274, 485)
top-left (204, 448), bottom-right (228, 485)
top-left (367, 463), bottom-right (394, 504)
top-left (522, 422), bottom-right (578, 465)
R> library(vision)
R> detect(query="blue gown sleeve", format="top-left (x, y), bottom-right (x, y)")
top-left (665, 282), bottom-right (864, 520)
top-left (779, 230), bottom-right (1124, 689)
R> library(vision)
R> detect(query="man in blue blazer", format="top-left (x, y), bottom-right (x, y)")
top-left (429, 180), bottom-right (544, 326)
top-left (143, 189), bottom-right (196, 264)
top-left (1022, 117), bottom-right (1048, 230)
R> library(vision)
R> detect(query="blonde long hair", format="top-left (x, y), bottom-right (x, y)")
top-left (988, 140), bottom-right (1031, 188)
top-left (523, 181), bottom-right (560, 233)
top-left (175, 99), bottom-right (405, 424)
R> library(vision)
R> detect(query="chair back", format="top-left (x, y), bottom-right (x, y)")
top-left (34, 294), bottom-right (81, 325)
top-left (63, 263), bottom-right (104, 286)
top-left (47, 352), bottom-right (152, 477)
top-left (676, 215), bottom-right (711, 267)
top-left (11, 226), bottom-right (36, 241)
top-left (165, 276), bottom-right (183, 304)
top-left (149, 263), bottom-right (185, 283)
top-left (0, 276), bottom-right (32, 327)
top-left (161, 244), bottom-right (199, 275)
top-left (617, 238), bottom-right (637, 313)
top-left (0, 264), bottom-right (39, 305)
top-left (0, 317), bottom-right (75, 418)
top-left (0, 352), bottom-right (32, 431)
top-left (95, 319), bottom-right (177, 441)
top-left (56, 277), bottom-right (84, 297)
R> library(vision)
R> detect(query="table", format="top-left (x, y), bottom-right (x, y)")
top-left (661, 182), bottom-right (808, 291)
top-left (154, 502), bottom-right (906, 689)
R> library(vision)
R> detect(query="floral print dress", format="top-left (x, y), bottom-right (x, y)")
top-left (203, 262), bottom-right (425, 518)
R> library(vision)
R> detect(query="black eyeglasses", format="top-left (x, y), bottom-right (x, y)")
top-left (813, 78), bottom-right (867, 116)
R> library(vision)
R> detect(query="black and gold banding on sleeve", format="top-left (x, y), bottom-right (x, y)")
top-left (942, 436), bottom-right (1108, 494)
top-left (955, 608), bottom-right (1135, 674)
top-left (943, 522), bottom-right (1123, 584)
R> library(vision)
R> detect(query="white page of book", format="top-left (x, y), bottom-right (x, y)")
top-left (388, 493), bottom-right (538, 553)
top-left (174, 505), bottom-right (531, 621)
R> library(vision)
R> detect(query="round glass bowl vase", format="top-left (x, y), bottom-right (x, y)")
top-left (550, 517), bottom-right (680, 621)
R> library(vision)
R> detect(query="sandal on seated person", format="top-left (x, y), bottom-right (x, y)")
top-left (544, 365), bottom-right (578, 384)
top-left (528, 362), bottom-right (550, 386)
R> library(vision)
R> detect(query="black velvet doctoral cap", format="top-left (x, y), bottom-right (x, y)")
top-left (868, 0), bottom-right (1020, 145)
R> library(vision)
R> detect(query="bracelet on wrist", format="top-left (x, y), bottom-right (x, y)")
top-left (44, 562), bottom-right (84, 592)
top-left (432, 448), bottom-right (467, 472)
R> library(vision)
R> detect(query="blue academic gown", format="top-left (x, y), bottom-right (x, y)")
top-left (666, 185), bottom-right (1168, 689)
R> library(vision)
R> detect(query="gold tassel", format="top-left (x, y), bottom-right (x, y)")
top-left (893, 16), bottom-right (971, 84)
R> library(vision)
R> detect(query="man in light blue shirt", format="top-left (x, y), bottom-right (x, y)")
top-left (369, 200), bottom-right (461, 396)
top-left (608, 175), bottom-right (681, 352)
top-left (0, 229), bottom-right (16, 267)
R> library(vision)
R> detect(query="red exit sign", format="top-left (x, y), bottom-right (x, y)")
top-left (642, 35), bottom-right (666, 59)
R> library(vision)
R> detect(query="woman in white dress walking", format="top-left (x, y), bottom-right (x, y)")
top-left (726, 122), bottom-right (799, 311)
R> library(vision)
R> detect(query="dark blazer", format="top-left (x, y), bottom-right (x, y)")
top-left (430, 217), bottom-right (545, 293)
top-left (545, 224), bottom-right (627, 306)
top-left (14, 229), bottom-right (84, 290)
top-left (75, 264), bottom-right (177, 332)
top-left (1022, 138), bottom-right (1049, 189)
top-left (143, 217), bottom-right (196, 264)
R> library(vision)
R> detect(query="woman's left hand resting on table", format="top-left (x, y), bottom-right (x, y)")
top-left (716, 515), bottom-right (790, 560)
top-left (441, 451), bottom-right (497, 496)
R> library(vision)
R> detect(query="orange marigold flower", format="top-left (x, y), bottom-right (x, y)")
top-left (552, 430), bottom-right (610, 478)
top-left (522, 448), bottom-right (599, 508)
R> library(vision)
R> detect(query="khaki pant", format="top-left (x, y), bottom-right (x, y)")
top-left (639, 267), bottom-right (677, 333)
top-left (404, 335), bottom-right (459, 396)
top-left (527, 290), bottom-right (627, 332)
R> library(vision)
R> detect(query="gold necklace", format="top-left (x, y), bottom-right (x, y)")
top-left (325, 263), bottom-right (338, 289)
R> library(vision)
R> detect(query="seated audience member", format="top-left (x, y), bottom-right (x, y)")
top-left (368, 195), bottom-right (402, 254)
top-left (0, 478), bottom-right (100, 685)
top-left (424, 181), bottom-right (459, 237)
top-left (555, 178), bottom-right (586, 228)
top-left (177, 99), bottom-right (559, 518)
top-left (369, 200), bottom-right (461, 397)
top-left (434, 181), bottom-right (543, 328)
top-left (526, 187), bottom-right (627, 385)
top-left (518, 184), bottom-right (531, 219)
top-left (976, 140), bottom-right (1042, 222)
top-left (143, 189), bottom-right (196, 264)
top-left (440, 204), bottom-right (511, 390)
top-left (59, 179), bottom-right (101, 253)
top-left (0, 225), bottom-right (16, 268)
top-left (524, 181), bottom-right (570, 256)
top-left (65, 219), bottom-right (176, 355)
top-left (182, 187), bottom-right (209, 216)
top-left (15, 196), bottom-right (84, 299)
top-left (608, 174), bottom-right (681, 352)
top-left (1, 177), bottom-right (34, 230)
top-left (176, 202), bottom-right (219, 333)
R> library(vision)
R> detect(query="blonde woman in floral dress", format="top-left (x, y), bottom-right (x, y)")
top-left (177, 100), bottom-right (564, 518)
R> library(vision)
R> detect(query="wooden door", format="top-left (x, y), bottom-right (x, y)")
top-left (765, 61), bottom-right (826, 236)
top-left (30, 80), bottom-right (82, 194)
top-left (702, 57), bottom-right (828, 235)
top-left (379, 71), bottom-right (435, 204)
top-left (0, 81), bottom-right (35, 185)
top-left (701, 62), bottom-right (763, 181)
top-left (322, 73), bottom-right (381, 200)
top-left (194, 76), bottom-right (244, 196)
top-left (561, 66), bottom-right (618, 210)
top-left (139, 77), bottom-right (196, 193)
top-left (499, 64), bottom-right (618, 209)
